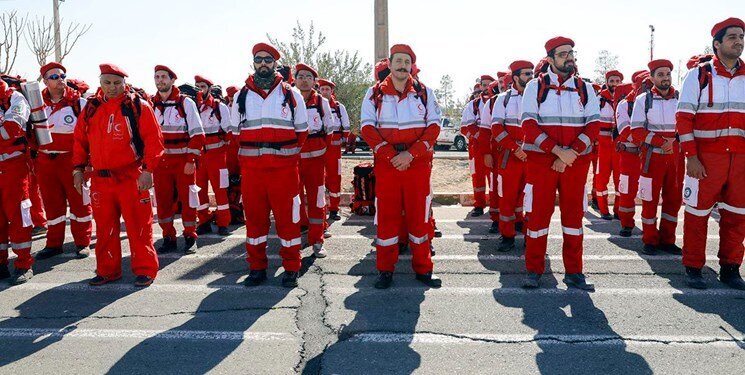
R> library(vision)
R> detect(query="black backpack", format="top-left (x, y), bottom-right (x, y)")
top-left (350, 162), bottom-right (375, 216)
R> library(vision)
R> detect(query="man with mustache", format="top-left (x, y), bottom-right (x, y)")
top-left (677, 17), bottom-right (745, 290)
top-left (630, 60), bottom-right (683, 256)
top-left (520, 36), bottom-right (601, 290)
top-left (594, 70), bottom-right (624, 220)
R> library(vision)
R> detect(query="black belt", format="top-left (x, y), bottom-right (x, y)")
top-left (45, 152), bottom-right (63, 160)
top-left (205, 133), bottom-right (223, 138)
top-left (97, 170), bottom-right (113, 177)
top-left (164, 138), bottom-right (190, 145)
top-left (240, 140), bottom-right (297, 150)
top-left (307, 132), bottom-right (327, 139)
top-left (393, 144), bottom-right (408, 152)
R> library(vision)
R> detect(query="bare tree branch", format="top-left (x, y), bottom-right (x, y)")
top-left (24, 16), bottom-right (55, 70)
top-left (0, 10), bottom-right (27, 75)
top-left (59, 18), bottom-right (91, 61)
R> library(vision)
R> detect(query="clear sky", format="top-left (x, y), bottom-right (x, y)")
top-left (4, 0), bottom-right (744, 99)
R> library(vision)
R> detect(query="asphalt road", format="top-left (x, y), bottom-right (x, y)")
top-left (1, 206), bottom-right (743, 374)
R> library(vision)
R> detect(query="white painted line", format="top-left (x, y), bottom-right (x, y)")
top-left (0, 282), bottom-right (304, 295)
top-left (0, 328), bottom-right (297, 341)
top-left (326, 286), bottom-right (745, 297)
top-left (347, 332), bottom-right (744, 347)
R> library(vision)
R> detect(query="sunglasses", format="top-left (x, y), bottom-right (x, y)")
top-left (253, 56), bottom-right (275, 64)
top-left (46, 73), bottom-right (67, 80)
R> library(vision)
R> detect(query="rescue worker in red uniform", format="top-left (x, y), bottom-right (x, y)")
top-left (151, 65), bottom-right (205, 254)
top-left (72, 63), bottom-right (164, 287)
top-left (360, 44), bottom-right (442, 289)
top-left (594, 70), bottom-right (624, 220)
top-left (467, 75), bottom-right (495, 217)
top-left (0, 77), bottom-right (33, 285)
top-left (231, 43), bottom-right (309, 288)
top-left (33, 62), bottom-right (92, 260)
top-left (630, 59), bottom-right (684, 255)
top-left (491, 60), bottom-right (533, 252)
top-left (677, 18), bottom-right (745, 290)
top-left (478, 80), bottom-right (501, 229)
top-left (193, 75), bottom-right (232, 236)
top-left (318, 79), bottom-right (350, 222)
top-left (521, 37), bottom-right (601, 290)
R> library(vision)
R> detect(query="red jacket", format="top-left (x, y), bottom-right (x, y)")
top-left (39, 86), bottom-right (85, 153)
top-left (0, 88), bottom-right (30, 164)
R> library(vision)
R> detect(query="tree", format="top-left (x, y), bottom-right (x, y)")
top-left (268, 21), bottom-right (373, 134)
top-left (1, 10), bottom-right (26, 75)
top-left (24, 15), bottom-right (90, 76)
top-left (434, 75), bottom-right (462, 123)
top-left (593, 50), bottom-right (619, 84)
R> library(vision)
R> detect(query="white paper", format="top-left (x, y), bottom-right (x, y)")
top-left (523, 184), bottom-right (533, 213)
top-left (425, 194), bottom-right (432, 223)
top-left (219, 168), bottom-right (229, 189)
top-left (292, 195), bottom-right (301, 223)
top-left (188, 184), bottom-right (201, 208)
top-left (618, 174), bottom-right (629, 195)
top-left (316, 186), bottom-right (326, 208)
top-left (497, 174), bottom-right (503, 198)
top-left (683, 175), bottom-right (699, 207)
top-left (82, 183), bottom-right (91, 205)
top-left (637, 176), bottom-right (653, 202)
top-left (20, 199), bottom-right (33, 227)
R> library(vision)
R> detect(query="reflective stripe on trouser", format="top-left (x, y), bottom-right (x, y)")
top-left (375, 164), bottom-right (433, 274)
top-left (196, 149), bottom-right (231, 227)
top-left (241, 165), bottom-right (302, 272)
top-left (593, 138), bottom-right (620, 216)
top-left (469, 145), bottom-right (489, 208)
top-left (299, 155), bottom-right (327, 246)
top-left (617, 151), bottom-right (641, 229)
top-left (683, 153), bottom-right (745, 269)
top-left (0, 161), bottom-right (33, 269)
top-left (325, 144), bottom-right (343, 212)
top-left (524, 156), bottom-right (590, 274)
top-left (154, 156), bottom-right (198, 239)
top-left (639, 150), bottom-right (683, 246)
top-left (35, 153), bottom-right (92, 248)
top-left (90, 174), bottom-right (158, 279)
top-left (497, 154), bottom-right (526, 238)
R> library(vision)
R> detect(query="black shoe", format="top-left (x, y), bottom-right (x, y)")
top-left (217, 226), bottom-right (230, 236)
top-left (35, 247), bottom-right (63, 260)
top-left (497, 237), bottom-right (515, 252)
top-left (619, 227), bottom-right (633, 237)
top-left (0, 266), bottom-right (10, 280)
top-left (488, 221), bottom-right (500, 234)
top-left (600, 213), bottom-right (614, 221)
top-left (281, 271), bottom-right (299, 288)
top-left (720, 264), bottom-right (745, 290)
top-left (10, 268), bottom-right (33, 285)
top-left (514, 221), bottom-right (523, 234)
top-left (590, 198), bottom-right (599, 211)
top-left (300, 225), bottom-right (309, 234)
top-left (89, 274), bottom-right (121, 286)
top-left (415, 273), bottom-right (442, 288)
top-left (398, 243), bottom-right (409, 254)
top-left (563, 273), bottom-right (595, 291)
top-left (613, 213), bottom-right (620, 220)
top-left (433, 226), bottom-right (442, 238)
top-left (328, 211), bottom-right (341, 221)
top-left (470, 207), bottom-right (485, 217)
top-left (244, 270), bottom-right (267, 287)
top-left (522, 273), bottom-right (541, 289)
top-left (430, 244), bottom-right (436, 257)
top-left (659, 243), bottom-right (682, 255)
top-left (159, 237), bottom-right (177, 253)
top-left (642, 244), bottom-right (657, 255)
top-left (183, 236), bottom-right (197, 254)
top-left (76, 246), bottom-right (91, 259)
top-left (685, 267), bottom-right (707, 289)
top-left (32, 226), bottom-right (48, 235)
top-left (196, 222), bottom-right (213, 235)
top-left (134, 275), bottom-right (154, 287)
top-left (374, 272), bottom-right (393, 289)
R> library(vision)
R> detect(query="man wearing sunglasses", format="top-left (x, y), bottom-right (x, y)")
top-left (33, 62), bottom-right (92, 261)
top-left (193, 75), bottom-right (232, 236)
top-left (230, 43), bottom-right (309, 288)
top-left (521, 36), bottom-right (601, 291)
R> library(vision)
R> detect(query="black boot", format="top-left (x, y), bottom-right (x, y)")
top-left (658, 243), bottom-right (682, 255)
top-left (470, 207), bottom-right (485, 217)
top-left (564, 273), bottom-right (595, 291)
top-left (590, 197), bottom-right (599, 211)
top-left (430, 244), bottom-right (436, 257)
top-left (619, 227), bottom-right (633, 237)
top-left (685, 267), bottom-right (707, 289)
top-left (328, 211), bottom-right (341, 221)
top-left (433, 225), bottom-right (442, 238)
top-left (35, 247), bottom-right (63, 260)
top-left (196, 222), bottom-right (213, 235)
top-left (159, 237), bottom-right (177, 253)
top-left (613, 213), bottom-right (620, 220)
top-left (75, 246), bottom-right (91, 259)
top-left (217, 226), bottom-right (230, 236)
top-left (600, 213), bottom-right (614, 221)
top-left (522, 273), bottom-right (541, 289)
top-left (374, 272), bottom-right (393, 289)
top-left (720, 264), bottom-right (745, 290)
top-left (183, 236), bottom-right (197, 255)
top-left (10, 268), bottom-right (33, 285)
top-left (0, 265), bottom-right (10, 280)
top-left (398, 243), bottom-right (409, 254)
top-left (244, 270), bottom-right (267, 287)
top-left (415, 273), bottom-right (442, 288)
top-left (514, 221), bottom-right (523, 234)
top-left (282, 271), bottom-right (299, 288)
top-left (642, 244), bottom-right (657, 255)
top-left (497, 237), bottom-right (515, 252)
top-left (488, 221), bottom-right (500, 234)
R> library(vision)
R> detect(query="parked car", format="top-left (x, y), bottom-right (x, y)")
top-left (436, 117), bottom-right (468, 151)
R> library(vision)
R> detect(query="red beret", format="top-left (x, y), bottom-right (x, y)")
top-left (614, 83), bottom-right (634, 100)
top-left (686, 54), bottom-right (714, 69)
top-left (252, 42), bottom-right (280, 60)
top-left (605, 70), bottom-right (623, 81)
top-left (648, 59), bottom-right (673, 73)
top-left (496, 72), bottom-right (507, 78)
top-left (411, 63), bottom-right (420, 76)
top-left (390, 44), bottom-right (416, 63)
top-left (473, 83), bottom-right (482, 90)
top-left (40, 62), bottom-right (66, 78)
top-left (480, 75), bottom-right (495, 82)
top-left (317, 79), bottom-right (335, 89)
top-left (545, 36), bottom-right (575, 54)
top-left (154, 65), bottom-right (177, 79)
top-left (226, 85), bottom-right (238, 99)
top-left (295, 63), bottom-right (318, 78)
top-left (631, 70), bottom-right (647, 83)
top-left (711, 17), bottom-right (745, 37)
top-left (592, 83), bottom-right (602, 92)
top-left (194, 75), bottom-right (213, 86)
top-left (99, 63), bottom-right (128, 77)
top-left (509, 60), bottom-right (534, 74)
top-left (633, 71), bottom-right (650, 86)
top-left (66, 78), bottom-right (89, 94)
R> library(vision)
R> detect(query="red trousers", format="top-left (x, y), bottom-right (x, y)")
top-left (196, 149), bottom-right (231, 227)
top-left (154, 156), bottom-right (198, 239)
top-left (0, 159), bottom-right (33, 270)
top-left (639, 149), bottom-right (684, 246)
top-left (488, 151), bottom-right (500, 222)
top-left (593, 138), bottom-right (620, 215)
top-left (374, 164), bottom-right (433, 274)
top-left (299, 155), bottom-right (327, 246)
top-left (242, 165), bottom-right (302, 272)
top-left (616, 149), bottom-right (642, 229)
top-left (683, 153), bottom-right (745, 269)
top-left (28, 168), bottom-right (46, 227)
top-left (325, 144), bottom-right (343, 212)
top-left (497, 152), bottom-right (525, 238)
top-left (89, 167), bottom-right (159, 279)
top-left (524, 155), bottom-right (590, 274)
top-left (35, 153), bottom-right (92, 248)
top-left (469, 145), bottom-right (489, 209)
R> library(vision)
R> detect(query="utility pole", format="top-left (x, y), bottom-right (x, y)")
top-left (649, 25), bottom-right (655, 61)
top-left (374, 0), bottom-right (389, 63)
top-left (53, 0), bottom-right (62, 62)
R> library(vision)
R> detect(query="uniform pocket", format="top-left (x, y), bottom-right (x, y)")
top-left (219, 168), bottom-right (229, 189)
top-left (523, 184), bottom-right (533, 213)
top-left (497, 174), bottom-right (503, 198)
top-left (188, 184), bottom-right (201, 208)
top-left (683, 175), bottom-right (699, 207)
top-left (316, 186), bottom-right (326, 208)
top-left (618, 174), bottom-right (629, 195)
top-left (20, 199), bottom-right (33, 228)
top-left (292, 194), bottom-right (301, 223)
top-left (637, 176), bottom-right (653, 202)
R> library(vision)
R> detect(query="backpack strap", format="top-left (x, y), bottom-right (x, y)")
top-left (642, 90), bottom-right (654, 129)
top-left (503, 90), bottom-right (513, 108)
top-left (536, 74), bottom-right (552, 106)
top-left (575, 77), bottom-right (588, 107)
top-left (210, 100), bottom-right (222, 122)
top-left (413, 80), bottom-right (428, 120)
top-left (697, 62), bottom-right (714, 108)
top-left (237, 86), bottom-right (249, 120)
top-left (121, 94), bottom-right (145, 159)
top-left (280, 82), bottom-right (296, 124)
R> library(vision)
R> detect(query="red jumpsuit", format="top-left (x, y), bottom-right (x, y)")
top-left (476, 95), bottom-right (500, 222)
top-left (594, 89), bottom-right (621, 216)
top-left (462, 97), bottom-right (490, 210)
top-left (72, 92), bottom-right (164, 279)
top-left (325, 100), bottom-right (350, 213)
top-left (195, 93), bottom-right (232, 228)
top-left (614, 98), bottom-right (642, 229)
